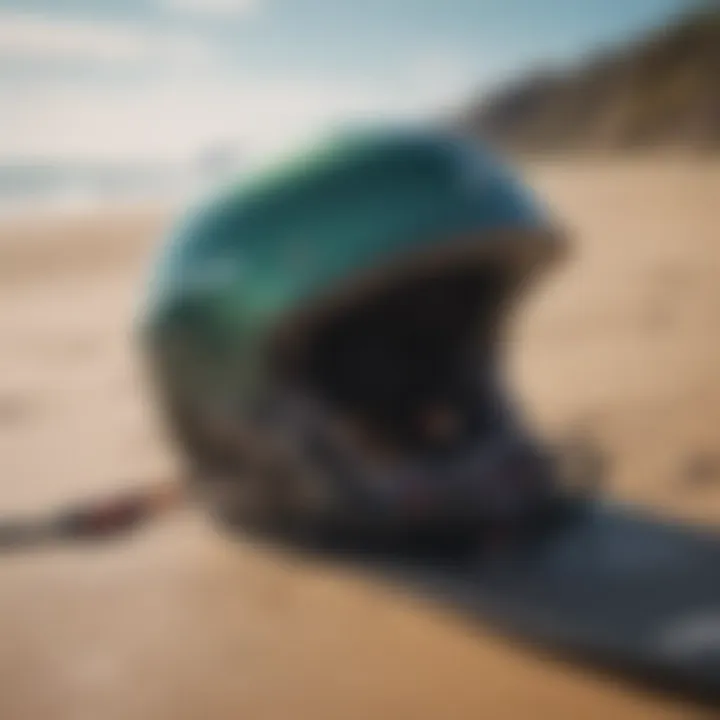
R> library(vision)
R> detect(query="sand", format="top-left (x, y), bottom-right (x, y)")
top-left (0, 160), bottom-right (719, 719)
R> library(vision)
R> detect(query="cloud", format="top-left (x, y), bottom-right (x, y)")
top-left (0, 10), bottom-right (209, 65)
top-left (160, 0), bottom-right (259, 16)
top-left (0, 15), bottom-right (477, 166)
top-left (0, 52), bottom-right (478, 165)
top-left (0, 71), bottom-right (398, 163)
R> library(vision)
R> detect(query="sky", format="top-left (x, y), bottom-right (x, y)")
top-left (0, 0), bottom-right (692, 165)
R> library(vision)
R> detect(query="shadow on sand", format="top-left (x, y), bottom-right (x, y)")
top-left (2, 491), bottom-right (720, 710)
top-left (254, 501), bottom-right (720, 711)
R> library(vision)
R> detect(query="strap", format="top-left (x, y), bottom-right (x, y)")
top-left (0, 483), bottom-right (183, 552)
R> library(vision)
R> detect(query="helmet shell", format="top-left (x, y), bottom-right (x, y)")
top-left (140, 127), bottom-right (562, 414)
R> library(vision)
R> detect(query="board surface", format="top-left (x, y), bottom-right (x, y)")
top-left (329, 503), bottom-right (720, 703)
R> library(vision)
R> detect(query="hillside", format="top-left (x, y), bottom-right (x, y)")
top-left (462, 6), bottom-right (720, 152)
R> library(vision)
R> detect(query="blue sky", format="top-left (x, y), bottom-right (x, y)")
top-left (0, 0), bottom-right (690, 163)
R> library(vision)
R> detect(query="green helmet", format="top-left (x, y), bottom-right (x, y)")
top-left (140, 125), bottom-right (565, 537)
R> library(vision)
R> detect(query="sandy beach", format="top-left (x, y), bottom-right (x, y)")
top-left (1, 159), bottom-right (719, 719)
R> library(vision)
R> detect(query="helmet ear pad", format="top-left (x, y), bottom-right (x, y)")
top-left (167, 390), bottom-right (345, 539)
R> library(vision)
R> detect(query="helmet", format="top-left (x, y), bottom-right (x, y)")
top-left (139, 125), bottom-right (566, 540)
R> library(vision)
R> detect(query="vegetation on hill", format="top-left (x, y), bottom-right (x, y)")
top-left (462, 5), bottom-right (720, 152)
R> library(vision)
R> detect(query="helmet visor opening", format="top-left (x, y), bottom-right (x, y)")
top-left (290, 262), bottom-right (516, 458)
